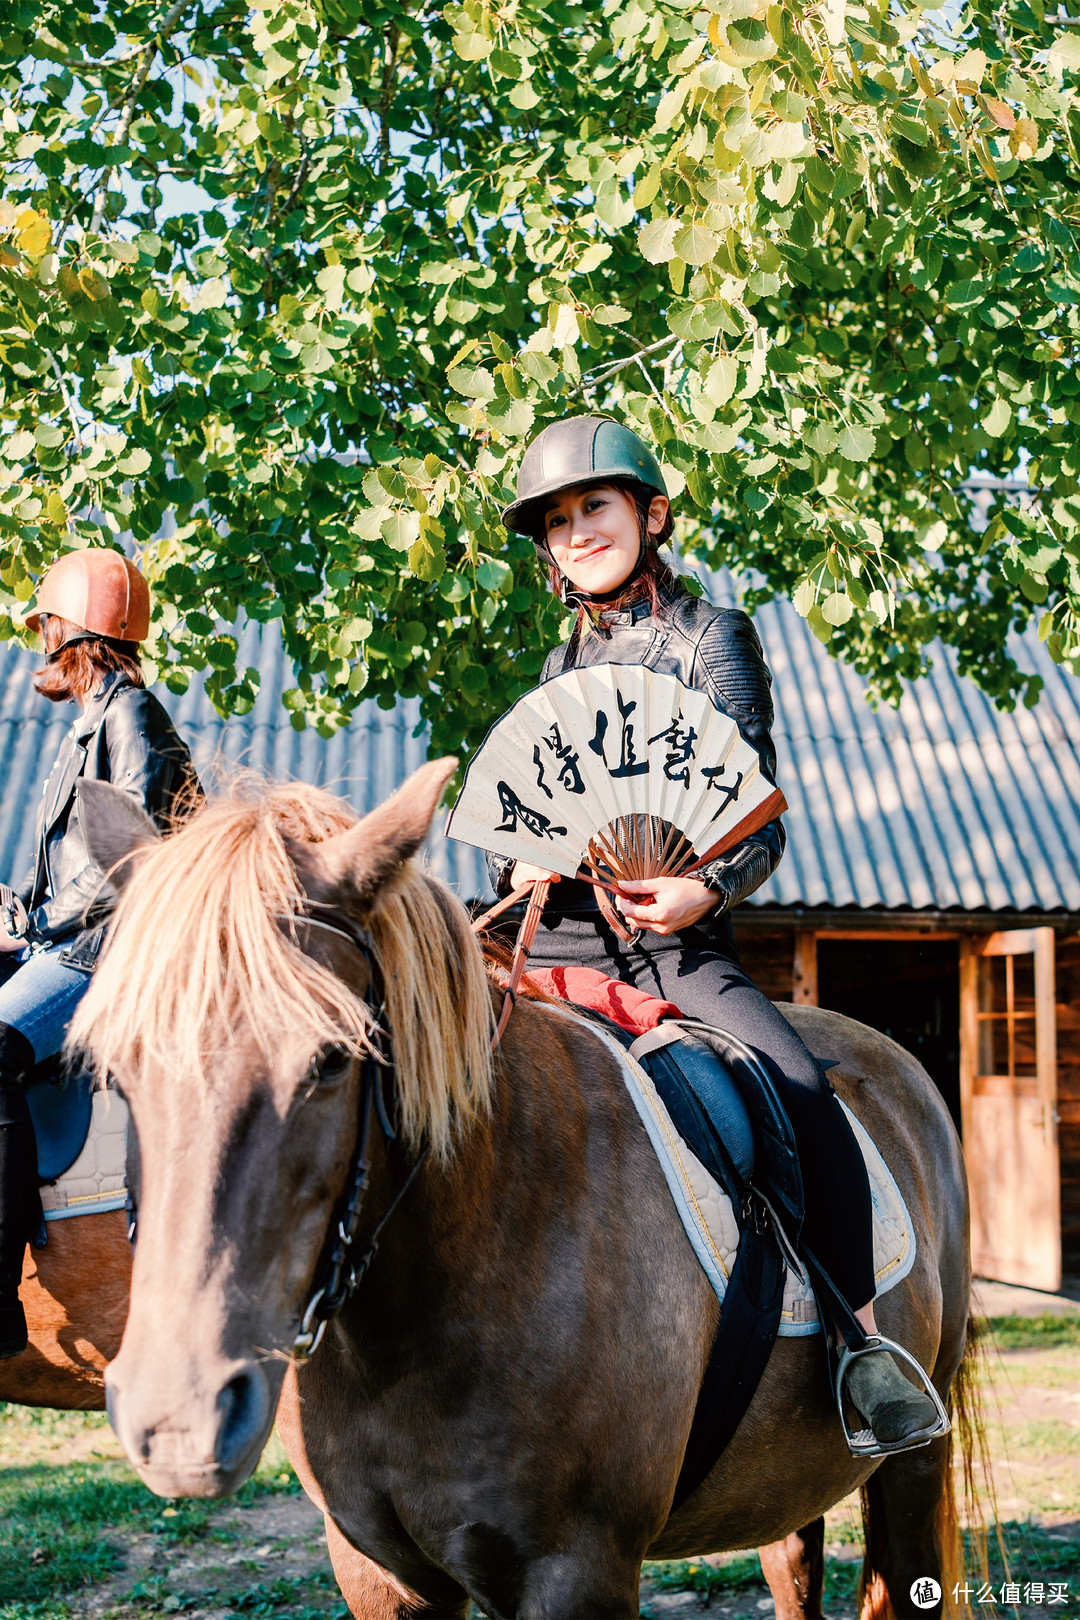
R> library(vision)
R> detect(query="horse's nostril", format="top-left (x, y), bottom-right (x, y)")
top-left (215, 1364), bottom-right (270, 1472)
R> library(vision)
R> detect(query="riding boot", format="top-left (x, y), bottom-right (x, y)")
top-left (0, 1024), bottom-right (39, 1360)
top-left (845, 1347), bottom-right (939, 1444)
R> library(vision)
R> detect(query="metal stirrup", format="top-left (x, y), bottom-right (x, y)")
top-left (834, 1333), bottom-right (951, 1458)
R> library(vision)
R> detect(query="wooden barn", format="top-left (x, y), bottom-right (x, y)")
top-left (0, 573), bottom-right (1075, 1293)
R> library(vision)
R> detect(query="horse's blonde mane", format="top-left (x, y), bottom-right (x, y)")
top-left (69, 778), bottom-right (494, 1160)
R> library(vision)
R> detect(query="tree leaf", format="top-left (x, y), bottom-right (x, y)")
top-left (821, 591), bottom-right (854, 625)
top-left (945, 278), bottom-right (986, 310)
top-left (381, 511), bottom-right (421, 551)
top-left (983, 398), bottom-right (1013, 437)
top-left (16, 209), bottom-right (50, 256)
top-left (118, 447), bottom-right (153, 475)
top-left (673, 223), bottom-right (719, 266)
top-left (792, 578), bottom-right (817, 617)
top-left (476, 557), bottom-right (512, 593)
top-left (637, 216), bottom-right (681, 264)
top-left (487, 397), bottom-right (535, 436)
top-left (448, 364), bottom-right (495, 399)
top-left (577, 243), bottom-right (611, 275)
top-left (773, 90), bottom-right (807, 122)
top-left (593, 303), bottom-right (631, 325)
top-left (705, 355), bottom-right (738, 406)
top-left (452, 32), bottom-right (492, 60)
top-left (837, 424), bottom-right (875, 461)
top-left (1048, 32), bottom-right (1080, 72)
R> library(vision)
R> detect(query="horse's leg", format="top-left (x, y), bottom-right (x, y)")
top-left (759, 1518), bottom-right (826, 1620)
top-left (859, 1437), bottom-right (952, 1620)
top-left (324, 1516), bottom-right (468, 1620)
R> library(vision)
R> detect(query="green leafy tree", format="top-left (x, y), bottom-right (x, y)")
top-left (1, 0), bottom-right (1078, 751)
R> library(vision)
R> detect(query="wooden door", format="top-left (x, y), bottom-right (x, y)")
top-left (959, 929), bottom-right (1061, 1292)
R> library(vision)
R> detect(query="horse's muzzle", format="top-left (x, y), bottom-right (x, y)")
top-left (105, 1356), bottom-right (276, 1498)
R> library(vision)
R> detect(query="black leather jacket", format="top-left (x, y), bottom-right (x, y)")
top-left (486, 576), bottom-right (785, 944)
top-left (17, 671), bottom-right (196, 966)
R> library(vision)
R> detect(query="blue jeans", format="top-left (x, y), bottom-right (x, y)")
top-left (0, 945), bottom-right (92, 1065)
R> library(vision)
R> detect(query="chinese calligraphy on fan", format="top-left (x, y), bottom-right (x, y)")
top-left (498, 698), bottom-right (745, 842)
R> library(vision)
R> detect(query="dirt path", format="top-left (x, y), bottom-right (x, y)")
top-left (2, 1320), bottom-right (1077, 1620)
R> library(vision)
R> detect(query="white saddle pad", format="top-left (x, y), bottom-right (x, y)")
top-left (39, 1088), bottom-right (129, 1222)
top-left (567, 1012), bottom-right (916, 1337)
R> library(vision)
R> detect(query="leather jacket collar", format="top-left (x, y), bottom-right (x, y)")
top-left (568, 572), bottom-right (687, 632)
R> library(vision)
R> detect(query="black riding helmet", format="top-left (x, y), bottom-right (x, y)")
top-left (501, 416), bottom-right (668, 543)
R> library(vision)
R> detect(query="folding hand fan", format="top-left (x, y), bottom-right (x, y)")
top-left (446, 665), bottom-right (786, 892)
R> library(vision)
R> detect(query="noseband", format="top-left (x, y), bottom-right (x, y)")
top-left (284, 901), bottom-right (423, 1362)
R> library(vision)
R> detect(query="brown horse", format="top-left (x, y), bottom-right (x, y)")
top-left (64, 761), bottom-right (974, 1620)
top-left (0, 1211), bottom-right (129, 1409)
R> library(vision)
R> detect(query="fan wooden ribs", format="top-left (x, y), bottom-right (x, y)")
top-left (586, 814), bottom-right (697, 898)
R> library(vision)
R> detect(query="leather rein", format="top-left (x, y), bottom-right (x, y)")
top-left (290, 866), bottom-right (638, 1352)
top-left (471, 873), bottom-right (639, 1049)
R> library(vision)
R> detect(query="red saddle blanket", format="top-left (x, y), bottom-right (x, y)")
top-left (524, 966), bottom-right (683, 1036)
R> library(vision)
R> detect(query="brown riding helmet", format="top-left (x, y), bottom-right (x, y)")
top-left (25, 550), bottom-right (151, 643)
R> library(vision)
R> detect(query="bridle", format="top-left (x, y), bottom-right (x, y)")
top-left (119, 897), bottom-right (418, 1363)
top-left (284, 900), bottom-right (426, 1362)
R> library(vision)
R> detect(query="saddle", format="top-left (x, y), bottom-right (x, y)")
top-left (25, 1055), bottom-right (95, 1185)
top-left (526, 965), bottom-right (801, 1507)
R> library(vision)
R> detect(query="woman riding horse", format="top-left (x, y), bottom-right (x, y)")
top-left (492, 415), bottom-right (939, 1453)
top-left (0, 549), bottom-right (196, 1361)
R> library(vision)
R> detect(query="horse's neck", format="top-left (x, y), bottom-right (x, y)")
top-left (352, 1003), bottom-right (638, 1329)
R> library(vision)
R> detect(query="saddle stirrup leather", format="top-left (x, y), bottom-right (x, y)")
top-left (834, 1333), bottom-right (951, 1458)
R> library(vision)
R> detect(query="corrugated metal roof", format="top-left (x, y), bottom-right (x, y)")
top-left (698, 569), bottom-right (1080, 912)
top-left (2, 589), bottom-right (1077, 914)
top-left (0, 621), bottom-right (489, 903)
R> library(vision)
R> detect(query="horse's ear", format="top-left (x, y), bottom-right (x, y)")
top-left (76, 780), bottom-right (160, 892)
top-left (315, 757), bottom-right (458, 901)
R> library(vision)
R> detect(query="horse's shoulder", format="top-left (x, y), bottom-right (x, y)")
top-left (515, 993), bottom-right (623, 1051)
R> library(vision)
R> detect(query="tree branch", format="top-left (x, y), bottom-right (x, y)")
top-left (378, 21), bottom-right (401, 170)
top-left (89, 0), bottom-right (190, 235)
top-left (48, 353), bottom-right (84, 451)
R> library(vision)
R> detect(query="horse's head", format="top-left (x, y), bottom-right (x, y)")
top-left (71, 761), bottom-right (493, 1499)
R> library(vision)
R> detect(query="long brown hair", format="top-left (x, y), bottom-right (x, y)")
top-left (34, 617), bottom-right (144, 704)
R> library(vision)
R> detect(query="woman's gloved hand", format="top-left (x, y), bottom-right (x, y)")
top-left (0, 886), bottom-right (28, 953)
top-left (615, 876), bottom-right (720, 936)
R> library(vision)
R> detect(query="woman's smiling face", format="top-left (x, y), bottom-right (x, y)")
top-left (542, 484), bottom-right (668, 596)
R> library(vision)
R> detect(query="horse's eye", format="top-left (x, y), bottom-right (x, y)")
top-left (311, 1045), bottom-right (353, 1084)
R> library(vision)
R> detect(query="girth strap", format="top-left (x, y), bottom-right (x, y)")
top-left (672, 1201), bottom-right (785, 1509)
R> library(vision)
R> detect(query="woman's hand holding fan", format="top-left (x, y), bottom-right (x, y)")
top-left (614, 874), bottom-right (721, 934)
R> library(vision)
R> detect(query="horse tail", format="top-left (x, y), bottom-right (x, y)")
top-left (939, 1315), bottom-right (998, 1608)
top-left (858, 1315), bottom-right (996, 1620)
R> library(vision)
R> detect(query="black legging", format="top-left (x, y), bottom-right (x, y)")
top-left (527, 899), bottom-right (876, 1313)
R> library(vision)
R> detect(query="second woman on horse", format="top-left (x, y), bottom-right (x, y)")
top-left (0, 549), bottom-right (196, 1360)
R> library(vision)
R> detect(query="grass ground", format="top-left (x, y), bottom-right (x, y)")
top-left (1, 1316), bottom-right (1077, 1620)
